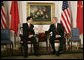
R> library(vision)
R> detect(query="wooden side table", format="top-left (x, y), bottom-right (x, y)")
top-left (36, 33), bottom-right (50, 52)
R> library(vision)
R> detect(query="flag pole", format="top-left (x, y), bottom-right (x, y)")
top-left (14, 32), bottom-right (16, 47)
top-left (68, 1), bottom-right (73, 34)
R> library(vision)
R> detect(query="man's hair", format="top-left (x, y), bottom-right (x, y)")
top-left (53, 17), bottom-right (58, 21)
top-left (26, 16), bottom-right (32, 21)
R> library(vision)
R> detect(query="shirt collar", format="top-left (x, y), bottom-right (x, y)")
top-left (27, 22), bottom-right (30, 26)
top-left (55, 23), bottom-right (57, 26)
top-left (55, 23), bottom-right (57, 28)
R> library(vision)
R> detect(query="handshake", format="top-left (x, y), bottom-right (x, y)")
top-left (34, 27), bottom-right (45, 33)
top-left (33, 27), bottom-right (61, 38)
top-left (39, 29), bottom-right (45, 33)
top-left (28, 27), bottom-right (45, 38)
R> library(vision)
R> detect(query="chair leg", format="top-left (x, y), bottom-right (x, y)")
top-left (77, 41), bottom-right (81, 50)
top-left (65, 44), bottom-right (66, 51)
top-left (31, 44), bottom-right (32, 53)
top-left (67, 41), bottom-right (70, 51)
top-left (6, 45), bottom-right (8, 54)
top-left (69, 41), bottom-right (72, 51)
top-left (63, 44), bottom-right (66, 51)
top-left (46, 40), bottom-right (48, 52)
top-left (12, 43), bottom-right (13, 55)
top-left (38, 42), bottom-right (40, 52)
top-left (21, 45), bottom-right (23, 55)
top-left (77, 42), bottom-right (78, 50)
top-left (10, 44), bottom-right (11, 56)
top-left (71, 42), bottom-right (72, 51)
top-left (79, 41), bottom-right (81, 48)
top-left (49, 44), bottom-right (51, 53)
top-left (19, 44), bottom-right (23, 55)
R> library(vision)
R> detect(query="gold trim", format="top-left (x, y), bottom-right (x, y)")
top-left (27, 2), bottom-right (55, 25)
top-left (77, 5), bottom-right (83, 8)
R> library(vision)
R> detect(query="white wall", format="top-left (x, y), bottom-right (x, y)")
top-left (4, 1), bottom-right (83, 47)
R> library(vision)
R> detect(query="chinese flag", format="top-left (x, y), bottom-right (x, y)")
top-left (77, 1), bottom-right (83, 34)
top-left (10, 1), bottom-right (19, 36)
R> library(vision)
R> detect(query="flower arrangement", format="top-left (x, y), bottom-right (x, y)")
top-left (38, 33), bottom-right (47, 42)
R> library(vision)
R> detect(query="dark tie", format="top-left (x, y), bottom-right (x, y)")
top-left (54, 24), bottom-right (57, 33)
top-left (28, 24), bottom-right (31, 35)
top-left (54, 24), bottom-right (57, 30)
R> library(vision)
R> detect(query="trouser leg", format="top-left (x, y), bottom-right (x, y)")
top-left (58, 38), bottom-right (65, 52)
top-left (54, 37), bottom-right (65, 52)
top-left (49, 37), bottom-right (55, 52)
top-left (23, 37), bottom-right (28, 56)
top-left (30, 37), bottom-right (38, 54)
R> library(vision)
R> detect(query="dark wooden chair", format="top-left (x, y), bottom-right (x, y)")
top-left (37, 33), bottom-right (50, 52)
top-left (49, 34), bottom-right (66, 52)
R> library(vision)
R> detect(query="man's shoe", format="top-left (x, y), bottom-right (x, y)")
top-left (52, 51), bottom-right (56, 55)
top-left (56, 51), bottom-right (60, 56)
top-left (34, 53), bottom-right (39, 56)
top-left (24, 55), bottom-right (28, 58)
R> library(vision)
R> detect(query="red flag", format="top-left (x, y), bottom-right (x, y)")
top-left (10, 1), bottom-right (19, 36)
top-left (77, 1), bottom-right (83, 34)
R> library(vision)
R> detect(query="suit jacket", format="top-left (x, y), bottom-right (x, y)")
top-left (45, 23), bottom-right (64, 38)
top-left (23, 23), bottom-right (35, 37)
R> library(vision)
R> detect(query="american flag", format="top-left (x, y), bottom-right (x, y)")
top-left (60, 1), bottom-right (71, 33)
top-left (1, 1), bottom-right (7, 29)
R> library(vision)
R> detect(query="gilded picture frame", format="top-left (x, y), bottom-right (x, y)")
top-left (27, 2), bottom-right (55, 25)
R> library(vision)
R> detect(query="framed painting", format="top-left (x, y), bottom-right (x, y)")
top-left (27, 2), bottom-right (55, 25)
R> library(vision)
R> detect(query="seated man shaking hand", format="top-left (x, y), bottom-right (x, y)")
top-left (40, 17), bottom-right (65, 56)
top-left (22, 16), bottom-right (38, 57)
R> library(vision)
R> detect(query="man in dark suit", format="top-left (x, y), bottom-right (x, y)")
top-left (22, 16), bottom-right (38, 57)
top-left (40, 17), bottom-right (65, 56)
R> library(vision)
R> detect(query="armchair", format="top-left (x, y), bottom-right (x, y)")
top-left (1, 29), bottom-right (13, 55)
top-left (69, 28), bottom-right (81, 51)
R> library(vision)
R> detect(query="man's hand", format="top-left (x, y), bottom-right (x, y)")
top-left (33, 27), bottom-right (39, 30)
top-left (39, 29), bottom-right (45, 33)
top-left (55, 35), bottom-right (61, 38)
top-left (28, 35), bottom-right (33, 38)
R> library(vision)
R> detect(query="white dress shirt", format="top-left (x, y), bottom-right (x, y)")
top-left (27, 22), bottom-right (30, 27)
top-left (55, 23), bottom-right (57, 28)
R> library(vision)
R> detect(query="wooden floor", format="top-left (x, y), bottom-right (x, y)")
top-left (1, 45), bottom-right (83, 59)
top-left (1, 53), bottom-right (83, 59)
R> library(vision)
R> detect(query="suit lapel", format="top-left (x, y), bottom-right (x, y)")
top-left (27, 23), bottom-right (31, 28)
top-left (26, 23), bottom-right (29, 28)
top-left (26, 23), bottom-right (30, 30)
